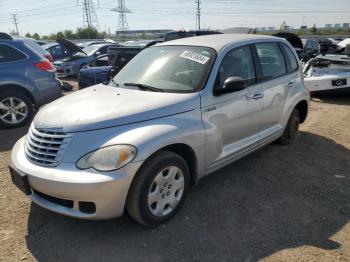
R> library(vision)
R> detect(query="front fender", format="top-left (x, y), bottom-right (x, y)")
top-left (62, 110), bottom-right (206, 175)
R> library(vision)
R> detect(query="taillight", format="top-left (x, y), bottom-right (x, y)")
top-left (34, 60), bottom-right (55, 72)
top-left (45, 53), bottom-right (53, 62)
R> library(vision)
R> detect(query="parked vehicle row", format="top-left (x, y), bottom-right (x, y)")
top-left (10, 34), bottom-right (309, 225)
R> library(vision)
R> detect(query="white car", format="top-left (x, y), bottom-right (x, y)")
top-left (304, 53), bottom-right (350, 94)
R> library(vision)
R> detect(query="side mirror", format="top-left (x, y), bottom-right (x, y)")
top-left (95, 51), bottom-right (101, 56)
top-left (214, 77), bottom-right (247, 95)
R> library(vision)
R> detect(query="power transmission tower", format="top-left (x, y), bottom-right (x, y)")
top-left (11, 13), bottom-right (19, 35)
top-left (79, 0), bottom-right (100, 29)
top-left (195, 0), bottom-right (201, 30)
top-left (111, 0), bottom-right (132, 31)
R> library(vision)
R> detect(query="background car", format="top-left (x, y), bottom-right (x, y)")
top-left (42, 42), bottom-right (70, 61)
top-left (53, 39), bottom-right (120, 77)
top-left (0, 32), bottom-right (61, 128)
top-left (163, 30), bottom-right (223, 42)
top-left (78, 40), bottom-right (160, 89)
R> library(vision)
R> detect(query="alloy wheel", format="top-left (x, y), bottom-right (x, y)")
top-left (0, 97), bottom-right (28, 125)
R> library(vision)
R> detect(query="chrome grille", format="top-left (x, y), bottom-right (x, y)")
top-left (25, 125), bottom-right (73, 167)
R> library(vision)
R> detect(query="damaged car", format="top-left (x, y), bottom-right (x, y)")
top-left (304, 44), bottom-right (350, 94)
top-left (53, 39), bottom-right (119, 77)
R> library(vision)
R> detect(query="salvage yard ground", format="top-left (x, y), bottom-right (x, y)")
top-left (0, 91), bottom-right (349, 262)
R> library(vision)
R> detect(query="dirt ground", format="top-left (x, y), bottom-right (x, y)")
top-left (0, 92), bottom-right (349, 262)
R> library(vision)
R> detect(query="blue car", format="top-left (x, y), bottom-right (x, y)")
top-left (78, 40), bottom-right (161, 89)
top-left (42, 42), bottom-right (70, 61)
top-left (0, 33), bottom-right (61, 128)
top-left (53, 39), bottom-right (119, 77)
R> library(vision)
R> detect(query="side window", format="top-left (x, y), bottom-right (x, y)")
top-left (99, 46), bottom-right (108, 54)
top-left (255, 42), bottom-right (286, 79)
top-left (216, 45), bottom-right (256, 88)
top-left (281, 44), bottom-right (298, 72)
top-left (0, 44), bottom-right (27, 63)
top-left (52, 45), bottom-right (64, 56)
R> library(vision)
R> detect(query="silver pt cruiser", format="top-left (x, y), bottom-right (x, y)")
top-left (10, 34), bottom-right (310, 225)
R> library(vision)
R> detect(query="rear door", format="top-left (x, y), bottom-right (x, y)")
top-left (253, 41), bottom-right (298, 144)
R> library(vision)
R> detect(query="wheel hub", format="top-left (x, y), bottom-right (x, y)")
top-left (147, 166), bottom-right (184, 217)
top-left (0, 97), bottom-right (28, 124)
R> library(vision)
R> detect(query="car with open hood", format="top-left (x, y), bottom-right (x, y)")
top-left (78, 40), bottom-right (161, 89)
top-left (10, 34), bottom-right (309, 225)
top-left (53, 39), bottom-right (120, 77)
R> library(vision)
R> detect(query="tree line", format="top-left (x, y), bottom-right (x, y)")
top-left (25, 27), bottom-right (107, 40)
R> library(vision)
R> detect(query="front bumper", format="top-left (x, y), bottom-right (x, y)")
top-left (10, 137), bottom-right (143, 220)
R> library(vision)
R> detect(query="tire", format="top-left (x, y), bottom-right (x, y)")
top-left (278, 108), bottom-right (300, 145)
top-left (0, 90), bottom-right (34, 129)
top-left (126, 150), bottom-right (190, 226)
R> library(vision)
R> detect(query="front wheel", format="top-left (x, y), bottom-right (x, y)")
top-left (278, 108), bottom-right (300, 145)
top-left (126, 151), bottom-right (190, 226)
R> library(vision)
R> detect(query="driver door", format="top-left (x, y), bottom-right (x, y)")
top-left (201, 45), bottom-right (264, 172)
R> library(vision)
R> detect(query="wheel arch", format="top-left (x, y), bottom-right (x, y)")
top-left (294, 99), bottom-right (308, 123)
top-left (0, 84), bottom-right (36, 107)
top-left (135, 143), bottom-right (199, 187)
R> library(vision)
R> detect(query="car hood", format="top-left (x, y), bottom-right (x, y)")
top-left (57, 39), bottom-right (86, 56)
top-left (33, 84), bottom-right (200, 133)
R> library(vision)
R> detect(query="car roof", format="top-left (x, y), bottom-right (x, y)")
top-left (157, 34), bottom-right (280, 51)
top-left (42, 42), bottom-right (59, 48)
top-left (88, 43), bottom-right (116, 48)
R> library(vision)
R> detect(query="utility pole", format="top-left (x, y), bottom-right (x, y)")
top-left (111, 0), bottom-right (132, 31)
top-left (11, 13), bottom-right (19, 35)
top-left (195, 0), bottom-right (201, 30)
top-left (79, 0), bottom-right (100, 30)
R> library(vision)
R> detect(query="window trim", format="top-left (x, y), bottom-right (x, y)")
top-left (252, 41), bottom-right (290, 83)
top-left (213, 44), bottom-right (258, 95)
top-left (0, 43), bottom-right (29, 64)
top-left (279, 42), bottom-right (299, 73)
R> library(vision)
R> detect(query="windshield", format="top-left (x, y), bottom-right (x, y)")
top-left (83, 45), bottom-right (99, 56)
top-left (113, 46), bottom-right (216, 93)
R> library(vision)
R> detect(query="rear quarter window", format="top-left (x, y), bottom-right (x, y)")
top-left (280, 43), bottom-right (299, 72)
top-left (0, 44), bottom-right (27, 63)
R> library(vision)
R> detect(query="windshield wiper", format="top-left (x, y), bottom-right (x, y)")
top-left (110, 79), bottom-right (119, 87)
top-left (124, 82), bottom-right (163, 92)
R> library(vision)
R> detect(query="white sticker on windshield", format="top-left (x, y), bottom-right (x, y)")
top-left (180, 50), bottom-right (210, 64)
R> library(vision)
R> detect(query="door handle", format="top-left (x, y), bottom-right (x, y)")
top-left (286, 81), bottom-right (295, 87)
top-left (250, 93), bottom-right (264, 100)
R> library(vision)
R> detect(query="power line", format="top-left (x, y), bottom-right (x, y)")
top-left (111, 0), bottom-right (132, 31)
top-left (11, 13), bottom-right (19, 35)
top-left (79, 0), bottom-right (99, 29)
top-left (195, 0), bottom-right (201, 30)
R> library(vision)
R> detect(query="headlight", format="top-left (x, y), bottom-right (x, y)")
top-left (76, 145), bottom-right (137, 172)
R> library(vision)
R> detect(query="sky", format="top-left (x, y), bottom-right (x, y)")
top-left (0, 0), bottom-right (349, 35)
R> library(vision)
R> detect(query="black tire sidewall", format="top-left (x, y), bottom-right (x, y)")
top-left (138, 153), bottom-right (190, 225)
top-left (0, 91), bottom-right (33, 128)
top-left (286, 110), bottom-right (300, 143)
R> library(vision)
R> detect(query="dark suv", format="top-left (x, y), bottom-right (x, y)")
top-left (0, 33), bottom-right (61, 128)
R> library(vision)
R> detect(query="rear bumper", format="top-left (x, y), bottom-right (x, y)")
top-left (34, 75), bottom-right (62, 107)
top-left (10, 137), bottom-right (143, 220)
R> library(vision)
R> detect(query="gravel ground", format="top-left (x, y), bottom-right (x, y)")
top-left (0, 92), bottom-right (349, 262)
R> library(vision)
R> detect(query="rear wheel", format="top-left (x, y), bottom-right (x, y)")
top-left (278, 108), bottom-right (300, 145)
top-left (126, 151), bottom-right (190, 226)
top-left (0, 91), bottom-right (33, 128)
